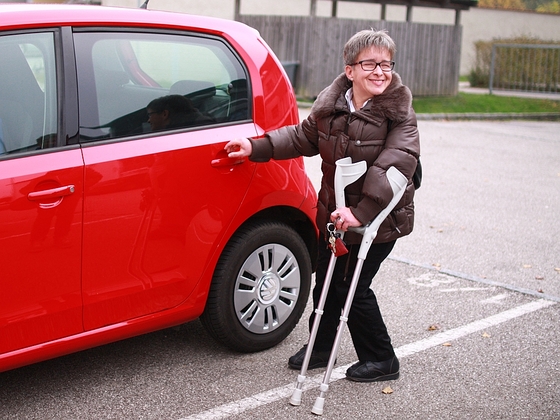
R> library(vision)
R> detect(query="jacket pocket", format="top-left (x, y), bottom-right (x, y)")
top-left (389, 207), bottom-right (412, 236)
top-left (354, 139), bottom-right (385, 147)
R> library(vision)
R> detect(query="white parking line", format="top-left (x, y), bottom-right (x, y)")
top-left (179, 299), bottom-right (556, 420)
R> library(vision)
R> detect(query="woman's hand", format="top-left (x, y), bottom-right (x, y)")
top-left (330, 207), bottom-right (361, 231)
top-left (224, 138), bottom-right (252, 158)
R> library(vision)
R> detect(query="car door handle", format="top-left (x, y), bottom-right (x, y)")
top-left (211, 156), bottom-right (245, 168)
top-left (28, 185), bottom-right (75, 208)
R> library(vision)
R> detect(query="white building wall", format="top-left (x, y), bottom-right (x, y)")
top-left (101, 0), bottom-right (560, 76)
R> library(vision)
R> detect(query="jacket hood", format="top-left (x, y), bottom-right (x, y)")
top-left (310, 72), bottom-right (413, 126)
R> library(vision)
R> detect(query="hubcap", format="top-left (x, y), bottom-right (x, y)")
top-left (233, 243), bottom-right (301, 334)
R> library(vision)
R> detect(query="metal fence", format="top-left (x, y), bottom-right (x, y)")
top-left (238, 15), bottom-right (462, 98)
top-left (489, 43), bottom-right (560, 94)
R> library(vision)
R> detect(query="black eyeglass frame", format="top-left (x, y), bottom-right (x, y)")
top-left (350, 60), bottom-right (395, 72)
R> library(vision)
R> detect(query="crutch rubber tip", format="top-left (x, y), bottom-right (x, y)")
top-left (289, 389), bottom-right (302, 406)
top-left (311, 397), bottom-right (325, 416)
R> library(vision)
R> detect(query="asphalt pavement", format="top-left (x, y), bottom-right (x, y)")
top-left (0, 110), bottom-right (558, 419)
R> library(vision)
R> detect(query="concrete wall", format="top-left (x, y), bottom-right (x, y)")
top-left (102, 0), bottom-right (560, 76)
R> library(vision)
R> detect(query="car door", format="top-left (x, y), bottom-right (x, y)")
top-left (0, 31), bottom-right (84, 354)
top-left (73, 30), bottom-right (257, 330)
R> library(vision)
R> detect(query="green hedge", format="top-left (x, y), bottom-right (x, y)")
top-left (469, 37), bottom-right (560, 92)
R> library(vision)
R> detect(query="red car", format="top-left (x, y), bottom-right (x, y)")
top-left (0, 3), bottom-right (317, 373)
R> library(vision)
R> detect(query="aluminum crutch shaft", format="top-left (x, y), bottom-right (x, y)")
top-left (312, 257), bottom-right (365, 415)
top-left (289, 251), bottom-right (337, 406)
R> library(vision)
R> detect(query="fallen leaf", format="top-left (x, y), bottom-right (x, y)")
top-left (428, 324), bottom-right (440, 331)
top-left (538, 289), bottom-right (544, 293)
top-left (554, 267), bottom-right (560, 273)
top-left (522, 264), bottom-right (532, 268)
top-left (535, 275), bottom-right (544, 280)
top-left (442, 342), bottom-right (452, 347)
top-left (382, 386), bottom-right (394, 394)
top-left (482, 332), bottom-right (491, 338)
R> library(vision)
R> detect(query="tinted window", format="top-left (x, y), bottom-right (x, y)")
top-left (74, 31), bottom-right (250, 142)
top-left (0, 32), bottom-right (57, 156)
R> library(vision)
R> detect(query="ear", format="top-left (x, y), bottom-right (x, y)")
top-left (345, 65), bottom-right (354, 82)
top-left (162, 109), bottom-right (170, 119)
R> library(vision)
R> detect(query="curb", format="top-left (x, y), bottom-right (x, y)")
top-left (416, 112), bottom-right (560, 121)
top-left (297, 102), bottom-right (560, 121)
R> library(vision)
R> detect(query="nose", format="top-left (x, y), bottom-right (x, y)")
top-left (372, 64), bottom-right (384, 75)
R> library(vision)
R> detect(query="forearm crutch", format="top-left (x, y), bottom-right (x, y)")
top-left (290, 158), bottom-right (408, 415)
top-left (289, 157), bottom-right (367, 407)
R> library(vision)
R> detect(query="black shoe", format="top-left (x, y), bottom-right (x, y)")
top-left (345, 356), bottom-right (400, 382)
top-left (288, 345), bottom-right (333, 370)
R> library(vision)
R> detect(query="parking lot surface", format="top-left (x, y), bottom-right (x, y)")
top-left (1, 119), bottom-right (559, 420)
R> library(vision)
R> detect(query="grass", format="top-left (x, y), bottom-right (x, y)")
top-left (412, 92), bottom-right (560, 114)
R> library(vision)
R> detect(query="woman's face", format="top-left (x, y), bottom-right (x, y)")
top-left (345, 46), bottom-right (393, 105)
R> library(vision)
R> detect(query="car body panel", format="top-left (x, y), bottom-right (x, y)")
top-left (80, 125), bottom-right (258, 330)
top-left (0, 149), bottom-right (84, 354)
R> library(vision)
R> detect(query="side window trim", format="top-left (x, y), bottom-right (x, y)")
top-left (61, 26), bottom-right (79, 146)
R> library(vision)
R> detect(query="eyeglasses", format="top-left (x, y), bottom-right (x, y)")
top-left (147, 110), bottom-right (161, 117)
top-left (351, 60), bottom-right (395, 72)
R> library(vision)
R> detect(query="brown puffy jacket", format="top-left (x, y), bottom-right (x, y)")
top-left (250, 72), bottom-right (420, 244)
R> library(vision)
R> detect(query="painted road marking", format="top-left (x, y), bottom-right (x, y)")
top-left (480, 293), bottom-right (509, 304)
top-left (439, 287), bottom-right (490, 292)
top-left (406, 272), bottom-right (456, 288)
top-left (392, 256), bottom-right (560, 303)
top-left (179, 299), bottom-right (556, 420)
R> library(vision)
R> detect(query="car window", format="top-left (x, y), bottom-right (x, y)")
top-left (0, 32), bottom-right (57, 156)
top-left (74, 31), bottom-right (250, 142)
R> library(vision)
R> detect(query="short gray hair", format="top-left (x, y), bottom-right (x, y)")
top-left (343, 29), bottom-right (396, 65)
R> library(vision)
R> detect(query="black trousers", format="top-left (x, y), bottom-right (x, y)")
top-left (309, 236), bottom-right (396, 362)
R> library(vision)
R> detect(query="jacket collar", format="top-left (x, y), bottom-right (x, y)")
top-left (310, 72), bottom-right (413, 125)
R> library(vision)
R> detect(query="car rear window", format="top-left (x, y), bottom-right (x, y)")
top-left (74, 31), bottom-right (250, 142)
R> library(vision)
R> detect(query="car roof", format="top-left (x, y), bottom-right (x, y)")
top-left (0, 3), bottom-right (257, 38)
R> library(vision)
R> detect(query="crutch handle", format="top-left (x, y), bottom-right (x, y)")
top-left (334, 157), bottom-right (367, 210)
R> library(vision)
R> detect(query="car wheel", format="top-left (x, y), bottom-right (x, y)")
top-left (200, 220), bottom-right (312, 352)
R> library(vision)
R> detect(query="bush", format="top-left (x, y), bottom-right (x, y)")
top-left (469, 40), bottom-right (493, 87)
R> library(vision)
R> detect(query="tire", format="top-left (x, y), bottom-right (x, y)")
top-left (200, 220), bottom-right (312, 352)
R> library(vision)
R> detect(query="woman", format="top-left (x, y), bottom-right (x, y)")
top-left (225, 29), bottom-right (420, 382)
